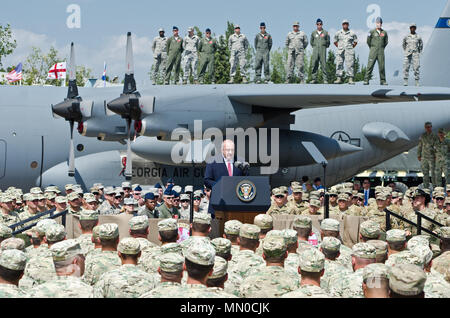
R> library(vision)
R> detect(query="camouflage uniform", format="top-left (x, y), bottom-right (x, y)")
top-left (137, 205), bottom-right (156, 218)
top-left (0, 249), bottom-right (27, 297)
top-left (282, 284), bottom-right (330, 298)
top-left (228, 249), bottom-right (265, 279)
top-left (0, 210), bottom-right (20, 227)
top-left (152, 32), bottom-right (168, 83)
top-left (83, 250), bottom-right (121, 286)
top-left (424, 271), bottom-right (450, 298)
top-left (0, 284), bottom-right (26, 297)
top-left (19, 248), bottom-right (56, 289)
top-left (267, 203), bottom-right (298, 215)
top-left (285, 26), bottom-right (308, 82)
top-left (402, 30), bottom-right (423, 83)
top-left (321, 259), bottom-right (352, 292)
top-left (93, 264), bottom-right (160, 298)
top-left (418, 131), bottom-right (439, 188)
top-left (434, 135), bottom-right (449, 186)
top-left (98, 201), bottom-right (120, 215)
top-left (140, 281), bottom-right (182, 298)
top-left (334, 27), bottom-right (358, 79)
top-left (284, 252), bottom-right (301, 278)
top-left (76, 233), bottom-right (94, 256)
top-left (27, 276), bottom-right (93, 298)
top-left (228, 31), bottom-right (249, 80)
top-left (182, 30), bottom-right (200, 83)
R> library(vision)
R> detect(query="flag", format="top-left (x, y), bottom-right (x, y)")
top-left (6, 63), bottom-right (23, 83)
top-left (47, 62), bottom-right (67, 80)
top-left (102, 61), bottom-right (107, 81)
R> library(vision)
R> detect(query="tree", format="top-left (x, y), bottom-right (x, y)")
top-left (214, 21), bottom-right (234, 84)
top-left (0, 23), bottom-right (16, 67)
top-left (24, 46), bottom-right (65, 86)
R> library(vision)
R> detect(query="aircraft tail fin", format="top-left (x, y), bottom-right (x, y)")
top-left (421, 0), bottom-right (450, 87)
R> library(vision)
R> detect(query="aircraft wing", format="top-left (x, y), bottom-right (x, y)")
top-left (227, 85), bottom-right (450, 109)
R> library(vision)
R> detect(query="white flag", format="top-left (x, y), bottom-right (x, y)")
top-left (47, 62), bottom-right (67, 80)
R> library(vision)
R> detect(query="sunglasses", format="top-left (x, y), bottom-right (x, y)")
top-left (180, 199), bottom-right (189, 203)
top-left (436, 198), bottom-right (444, 200)
top-left (275, 195), bottom-right (284, 198)
top-left (193, 197), bottom-right (201, 200)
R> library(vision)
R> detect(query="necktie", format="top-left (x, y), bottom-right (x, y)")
top-left (227, 162), bottom-right (232, 176)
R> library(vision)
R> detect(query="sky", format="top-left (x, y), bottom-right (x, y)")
top-left (0, 0), bottom-right (447, 85)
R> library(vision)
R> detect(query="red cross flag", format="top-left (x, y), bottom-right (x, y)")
top-left (47, 62), bottom-right (67, 80)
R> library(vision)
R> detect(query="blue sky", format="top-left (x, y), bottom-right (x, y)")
top-left (1, 0), bottom-right (447, 84)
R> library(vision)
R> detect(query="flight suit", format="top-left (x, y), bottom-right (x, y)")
top-left (152, 35), bottom-right (168, 84)
top-left (418, 132), bottom-right (439, 188)
top-left (182, 34), bottom-right (200, 83)
top-left (165, 36), bottom-right (183, 84)
top-left (402, 33), bottom-right (423, 82)
top-left (254, 32), bottom-right (272, 82)
top-left (285, 30), bottom-right (308, 82)
top-left (365, 28), bottom-right (389, 84)
top-left (310, 29), bottom-right (330, 82)
top-left (198, 36), bottom-right (217, 83)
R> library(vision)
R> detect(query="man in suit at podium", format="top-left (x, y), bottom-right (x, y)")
top-left (204, 139), bottom-right (248, 217)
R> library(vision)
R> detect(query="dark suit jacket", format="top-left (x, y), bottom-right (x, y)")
top-left (359, 188), bottom-right (375, 198)
top-left (204, 158), bottom-right (246, 217)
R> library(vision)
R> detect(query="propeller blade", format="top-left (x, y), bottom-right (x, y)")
top-left (123, 32), bottom-right (136, 94)
top-left (68, 121), bottom-right (75, 177)
top-left (125, 119), bottom-right (132, 180)
top-left (67, 42), bottom-right (78, 99)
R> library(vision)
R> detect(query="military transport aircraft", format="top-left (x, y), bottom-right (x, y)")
top-left (0, 1), bottom-right (449, 191)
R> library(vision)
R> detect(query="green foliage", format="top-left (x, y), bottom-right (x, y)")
top-left (24, 46), bottom-right (65, 85)
top-left (270, 48), bottom-right (288, 83)
top-left (0, 23), bottom-right (16, 67)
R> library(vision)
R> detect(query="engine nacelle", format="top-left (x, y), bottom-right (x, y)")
top-left (79, 116), bottom-right (136, 142)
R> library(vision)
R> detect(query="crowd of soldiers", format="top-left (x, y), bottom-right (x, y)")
top-left (151, 17), bottom-right (424, 86)
top-left (0, 171), bottom-right (449, 298)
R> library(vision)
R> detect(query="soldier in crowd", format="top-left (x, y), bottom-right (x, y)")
top-left (0, 224), bottom-right (12, 244)
top-left (285, 21), bottom-right (308, 84)
top-left (362, 263), bottom-right (390, 298)
top-left (0, 194), bottom-right (20, 227)
top-left (66, 192), bottom-right (82, 215)
top-left (180, 212), bottom-right (212, 254)
top-left (310, 19), bottom-right (330, 84)
top-left (364, 17), bottom-right (389, 85)
top-left (386, 229), bottom-right (407, 257)
top-left (27, 240), bottom-right (93, 297)
top-left (359, 220), bottom-right (381, 242)
top-left (140, 252), bottom-right (184, 298)
top-left (333, 19), bottom-right (358, 84)
top-left (165, 26), bottom-right (183, 85)
top-left (155, 185), bottom-right (180, 218)
top-left (76, 209), bottom-right (98, 256)
top-left (254, 22), bottom-right (272, 83)
top-left (128, 215), bottom-right (158, 251)
top-left (267, 188), bottom-right (297, 215)
top-left (182, 27), bottom-right (200, 85)
top-left (93, 237), bottom-right (159, 298)
top-left (228, 25), bottom-right (249, 83)
top-left (389, 264), bottom-right (426, 298)
top-left (435, 128), bottom-right (449, 187)
top-left (137, 192), bottom-right (157, 218)
top-left (223, 219), bottom-right (242, 256)
top-left (240, 236), bottom-right (300, 297)
top-left (205, 256), bottom-right (236, 297)
top-left (281, 229), bottom-right (301, 278)
top-left (254, 214), bottom-right (273, 256)
top-left (98, 187), bottom-right (121, 215)
top-left (288, 186), bottom-right (307, 213)
top-left (198, 28), bottom-right (217, 84)
top-left (83, 223), bottom-right (121, 286)
top-left (403, 23), bottom-right (423, 86)
top-left (178, 193), bottom-right (190, 219)
top-left (0, 249), bottom-right (27, 297)
top-left (152, 28), bottom-right (168, 85)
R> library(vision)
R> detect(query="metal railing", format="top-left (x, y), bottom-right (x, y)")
top-left (384, 208), bottom-right (444, 239)
top-left (9, 209), bottom-right (68, 235)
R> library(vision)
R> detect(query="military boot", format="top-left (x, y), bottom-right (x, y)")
top-left (415, 79), bottom-right (420, 86)
top-left (380, 80), bottom-right (388, 85)
top-left (228, 77), bottom-right (234, 84)
top-left (242, 77), bottom-right (248, 84)
top-left (403, 79), bottom-right (408, 86)
top-left (182, 80), bottom-right (187, 85)
top-left (310, 79), bottom-right (317, 84)
top-left (334, 77), bottom-right (342, 84)
top-left (194, 80), bottom-right (199, 85)
top-left (363, 80), bottom-right (369, 85)
top-left (284, 78), bottom-right (290, 84)
top-left (300, 79), bottom-right (305, 84)
top-left (348, 77), bottom-right (355, 85)
top-left (323, 79), bottom-right (328, 84)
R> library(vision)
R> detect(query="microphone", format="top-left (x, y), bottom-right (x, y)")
top-left (234, 161), bottom-right (250, 175)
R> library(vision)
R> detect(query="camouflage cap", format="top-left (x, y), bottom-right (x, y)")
top-left (352, 243), bottom-right (377, 259)
top-left (410, 23), bottom-right (417, 28)
top-left (45, 192), bottom-right (57, 200)
top-left (83, 193), bottom-right (97, 203)
top-left (389, 264), bottom-right (426, 296)
top-left (376, 193), bottom-right (387, 200)
top-left (66, 192), bottom-right (80, 201)
top-left (385, 250), bottom-right (424, 268)
top-left (272, 188), bottom-right (283, 196)
top-left (328, 188), bottom-right (338, 195)
top-left (209, 256), bottom-right (228, 279)
top-left (434, 192), bottom-right (445, 199)
top-left (158, 218), bottom-right (178, 232)
top-left (0, 237), bottom-right (25, 251)
top-left (293, 215), bottom-right (312, 229)
top-left (159, 252), bottom-right (184, 272)
top-left (337, 193), bottom-right (349, 202)
top-left (104, 186), bottom-right (115, 195)
top-left (320, 218), bottom-right (340, 232)
top-left (363, 263), bottom-right (389, 281)
top-left (79, 209), bottom-right (99, 221)
top-left (410, 245), bottom-right (433, 266)
top-left (211, 237), bottom-right (232, 255)
top-left (254, 214), bottom-right (273, 230)
top-left (29, 187), bottom-right (43, 194)
top-left (193, 212), bottom-right (211, 225)
top-left (50, 239), bottom-right (82, 261)
top-left (239, 223), bottom-right (261, 240)
top-left (356, 193), bottom-right (364, 200)
top-left (90, 186), bottom-right (100, 194)
top-left (129, 215), bottom-right (149, 230)
top-left (184, 185), bottom-right (193, 193)
top-left (92, 225), bottom-right (101, 239)
top-left (282, 229), bottom-right (298, 245)
top-left (118, 237), bottom-right (141, 255)
top-left (291, 186), bottom-right (303, 193)
top-left (98, 223), bottom-right (119, 239)
top-left (265, 229), bottom-right (284, 239)
top-left (321, 236), bottom-right (341, 252)
top-left (298, 248), bottom-right (325, 272)
top-left (160, 242), bottom-right (182, 255)
top-left (0, 223), bottom-right (13, 239)
top-left (263, 236), bottom-right (287, 258)
top-left (0, 195), bottom-right (13, 203)
top-left (386, 229), bottom-right (406, 242)
top-left (309, 199), bottom-right (321, 208)
top-left (293, 21), bottom-right (300, 26)
top-left (407, 235), bottom-right (430, 250)
top-left (185, 241), bottom-right (215, 265)
top-left (55, 196), bottom-right (67, 204)
top-left (224, 220), bottom-right (242, 235)
top-left (180, 193), bottom-right (189, 200)
top-left (291, 181), bottom-right (301, 187)
top-left (0, 249), bottom-right (27, 270)
top-left (65, 184), bottom-right (74, 190)
top-left (193, 190), bottom-right (203, 197)
top-left (279, 186), bottom-right (288, 194)
top-left (45, 224), bottom-right (66, 242)
top-left (22, 193), bottom-right (31, 202)
top-left (367, 240), bottom-right (388, 256)
top-left (439, 227), bottom-right (450, 239)
top-left (360, 220), bottom-right (381, 239)
top-left (35, 218), bottom-right (57, 235)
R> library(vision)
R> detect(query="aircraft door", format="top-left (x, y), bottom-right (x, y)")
top-left (0, 140), bottom-right (6, 179)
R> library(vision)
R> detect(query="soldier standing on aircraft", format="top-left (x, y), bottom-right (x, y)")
top-left (310, 19), bottom-right (330, 84)
top-left (435, 128), bottom-right (450, 187)
top-left (198, 28), bottom-right (217, 84)
top-left (418, 122), bottom-right (439, 189)
top-left (182, 27), bottom-right (200, 85)
top-left (333, 19), bottom-right (358, 84)
top-left (364, 17), bottom-right (389, 85)
top-left (402, 23), bottom-right (423, 86)
top-left (228, 25), bottom-right (249, 84)
top-left (152, 28), bottom-right (168, 85)
top-left (285, 21), bottom-right (308, 84)
top-left (254, 22), bottom-right (272, 84)
top-left (165, 26), bottom-right (183, 85)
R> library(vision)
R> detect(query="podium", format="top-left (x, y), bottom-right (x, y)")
top-left (211, 176), bottom-right (271, 236)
